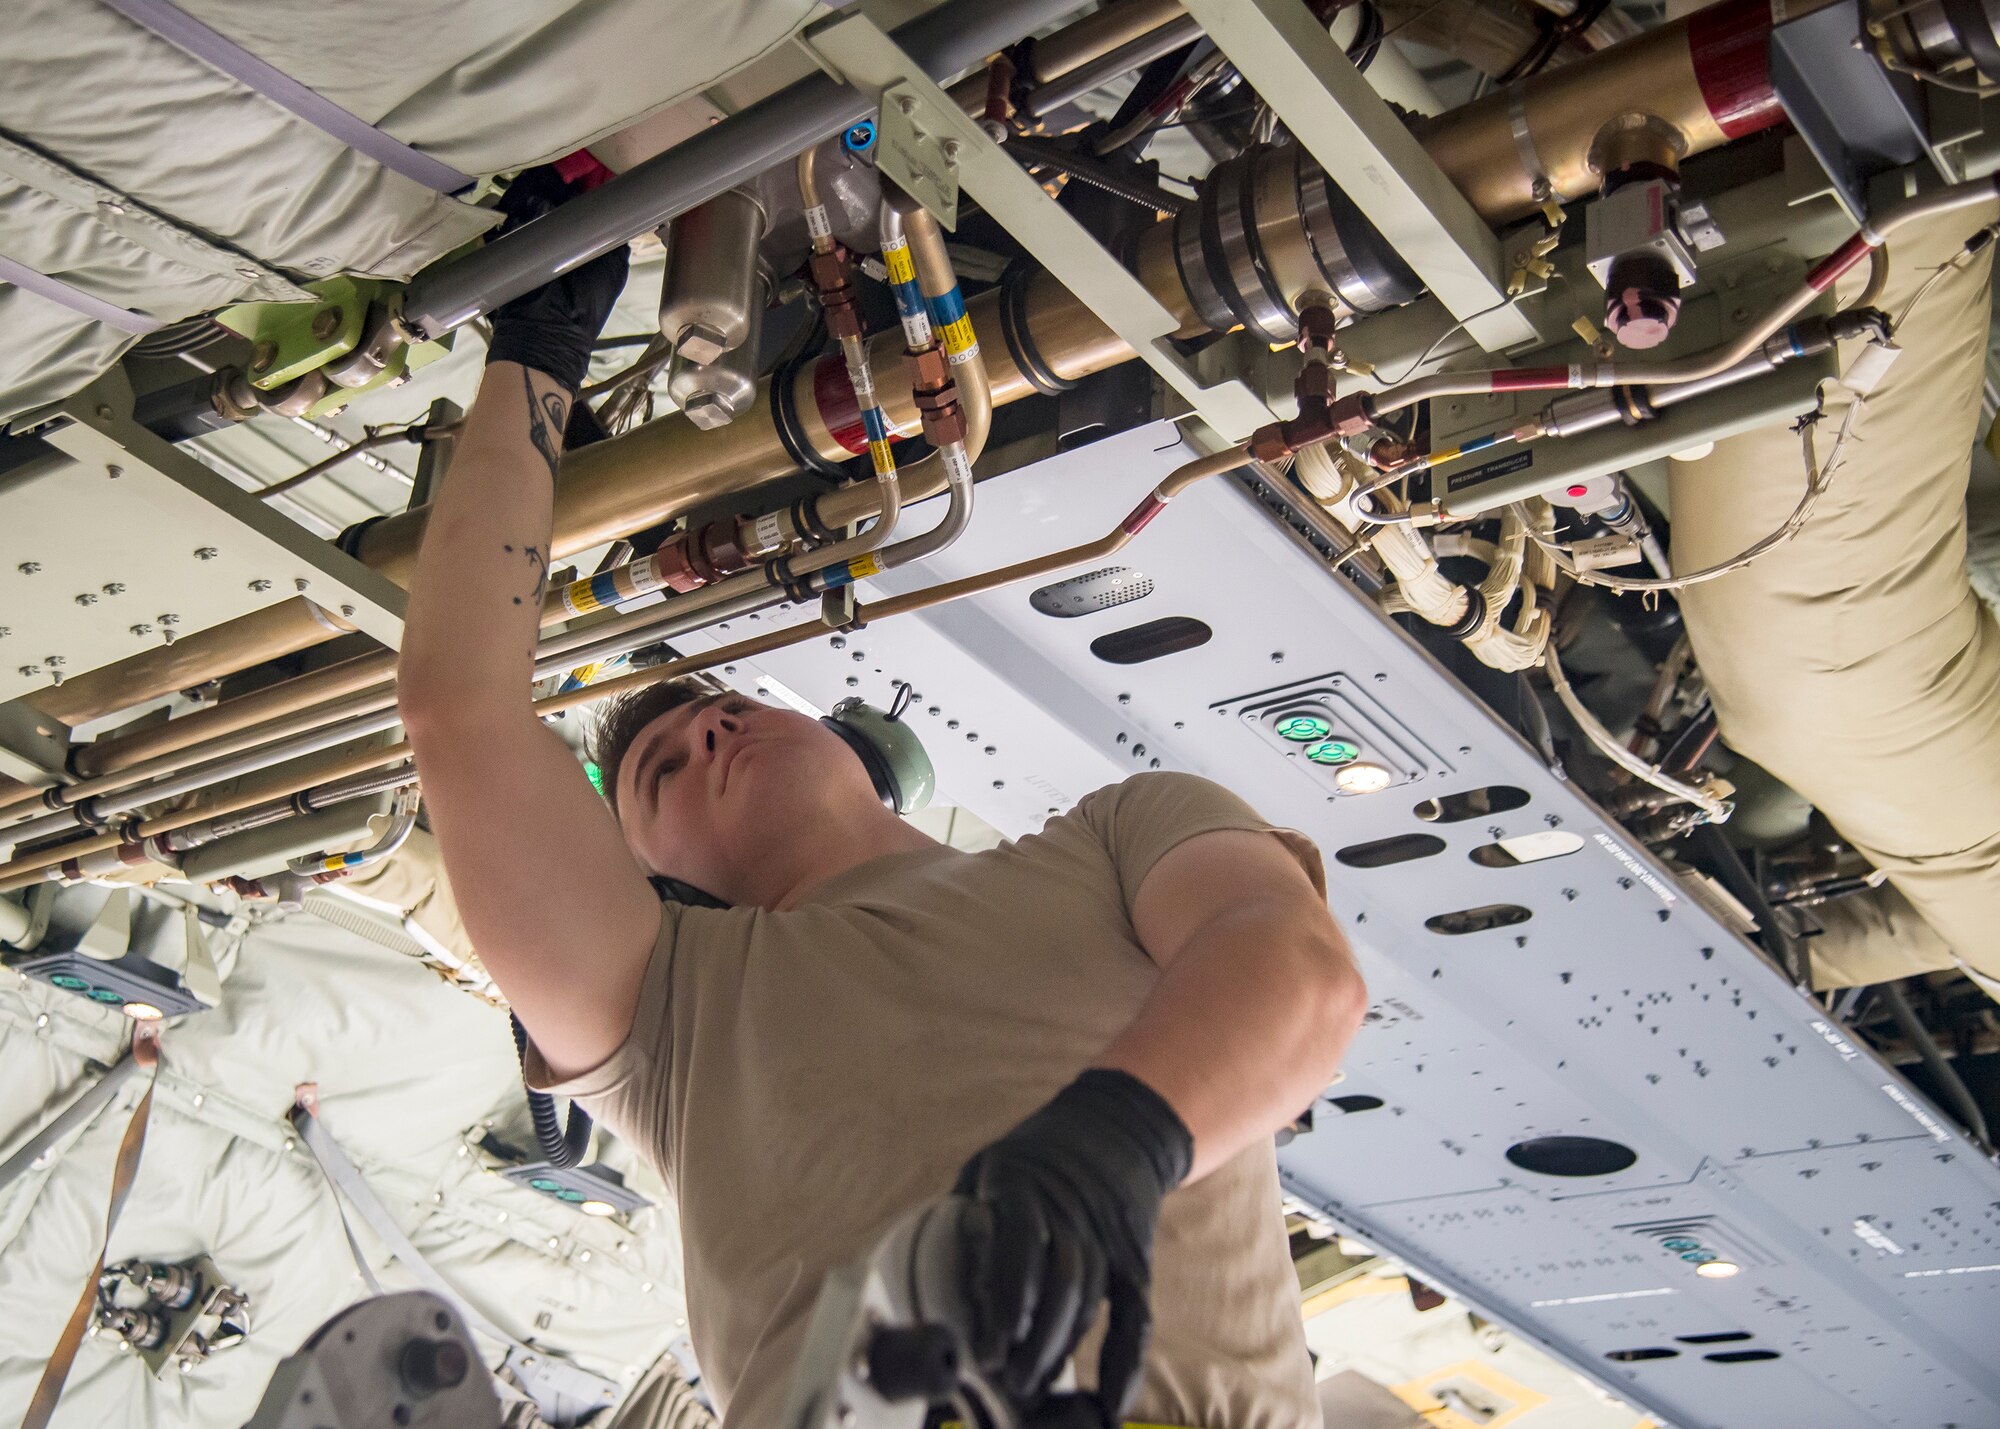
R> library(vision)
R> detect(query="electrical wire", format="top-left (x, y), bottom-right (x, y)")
top-left (1544, 643), bottom-right (1733, 821)
top-left (1517, 391), bottom-right (1861, 594)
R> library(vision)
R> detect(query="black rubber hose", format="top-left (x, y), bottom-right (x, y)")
top-left (511, 1012), bottom-right (593, 1168)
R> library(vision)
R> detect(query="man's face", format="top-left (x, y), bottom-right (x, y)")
top-left (612, 692), bottom-right (882, 895)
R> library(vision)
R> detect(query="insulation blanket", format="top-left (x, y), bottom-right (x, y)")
top-left (1670, 208), bottom-right (2000, 987)
top-left (0, 892), bottom-right (688, 1427)
top-left (0, 0), bottom-right (816, 423)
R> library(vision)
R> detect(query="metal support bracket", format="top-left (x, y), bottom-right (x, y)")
top-left (1179, 0), bottom-right (1538, 352)
top-left (0, 702), bottom-right (71, 789)
top-left (23, 370), bottom-right (407, 674)
top-left (805, 11), bottom-right (1279, 441)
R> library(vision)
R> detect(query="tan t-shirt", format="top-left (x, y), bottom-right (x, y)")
top-left (526, 772), bottom-right (1325, 1429)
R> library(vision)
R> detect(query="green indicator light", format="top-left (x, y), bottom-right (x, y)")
top-left (87, 988), bottom-right (125, 1005)
top-left (1681, 1249), bottom-right (1717, 1264)
top-left (1276, 715), bottom-right (1332, 742)
top-left (1304, 738), bottom-right (1361, 767)
top-left (556, 1189), bottom-right (587, 1203)
top-left (1661, 1237), bottom-right (1700, 1252)
top-left (584, 760), bottom-right (606, 796)
top-left (50, 974), bottom-right (91, 991)
top-left (529, 1178), bottom-right (562, 1193)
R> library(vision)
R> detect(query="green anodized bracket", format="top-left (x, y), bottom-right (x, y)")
top-left (217, 276), bottom-right (384, 389)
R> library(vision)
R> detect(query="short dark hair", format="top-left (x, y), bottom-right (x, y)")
top-left (586, 675), bottom-right (723, 815)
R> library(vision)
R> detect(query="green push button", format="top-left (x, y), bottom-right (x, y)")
top-left (1275, 715), bottom-right (1332, 742)
top-left (1304, 738), bottom-right (1361, 766)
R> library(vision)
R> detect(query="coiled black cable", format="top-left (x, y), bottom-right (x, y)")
top-left (511, 1011), bottom-right (593, 1168)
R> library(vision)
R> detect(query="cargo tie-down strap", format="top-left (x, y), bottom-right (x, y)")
top-left (288, 1088), bottom-right (619, 1426)
top-left (20, 1022), bottom-right (162, 1429)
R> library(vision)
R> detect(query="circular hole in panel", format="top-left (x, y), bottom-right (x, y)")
top-left (1504, 1136), bottom-right (1638, 1177)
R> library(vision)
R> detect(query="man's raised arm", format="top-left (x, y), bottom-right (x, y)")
top-left (397, 180), bottom-right (660, 1080)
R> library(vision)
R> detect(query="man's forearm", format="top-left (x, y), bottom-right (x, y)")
top-left (400, 362), bottom-right (570, 722)
top-left (1096, 904), bottom-right (1366, 1182)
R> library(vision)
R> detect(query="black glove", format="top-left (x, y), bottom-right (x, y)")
top-left (953, 1068), bottom-right (1192, 1425)
top-left (484, 165), bottom-right (630, 394)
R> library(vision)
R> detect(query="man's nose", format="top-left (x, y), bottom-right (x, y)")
top-left (691, 703), bottom-right (743, 753)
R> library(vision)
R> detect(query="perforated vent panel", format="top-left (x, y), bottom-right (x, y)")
top-left (1029, 566), bottom-right (1154, 617)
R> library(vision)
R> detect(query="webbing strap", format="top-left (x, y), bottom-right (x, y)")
top-left (0, 252), bottom-right (165, 335)
top-left (288, 1090), bottom-right (617, 1424)
top-left (97, 0), bottom-right (474, 193)
top-left (19, 1024), bottom-right (161, 1429)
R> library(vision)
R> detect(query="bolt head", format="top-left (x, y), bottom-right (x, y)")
top-left (896, 95), bottom-right (918, 115)
top-left (248, 578), bottom-right (272, 593)
top-left (941, 138), bottom-right (962, 163)
top-left (194, 547), bottom-right (219, 561)
top-left (18, 665), bottom-right (40, 678)
top-left (96, 404), bottom-right (116, 420)
top-left (44, 655), bottom-right (64, 667)
top-left (339, 604), bottom-right (356, 618)
top-left (106, 465), bottom-right (122, 479)
top-left (102, 582), bottom-right (125, 596)
top-left (310, 306), bottom-right (344, 340)
top-left (158, 613), bottom-right (180, 626)
top-left (130, 624), bottom-right (153, 636)
top-left (75, 593), bottom-right (97, 606)
top-left (294, 577), bottom-right (311, 592)
top-left (17, 561), bottom-right (40, 575)
top-left (682, 392), bottom-right (734, 430)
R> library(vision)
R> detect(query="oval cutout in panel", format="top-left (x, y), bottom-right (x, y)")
top-left (1605, 1348), bottom-right (1679, 1362)
top-left (1505, 1135), bottom-right (1638, 1177)
top-left (1328, 1094), bottom-right (1384, 1114)
top-left (1413, 785), bottom-right (1531, 824)
top-left (1704, 1350), bottom-right (1781, 1364)
top-left (1676, 1332), bottom-right (1754, 1345)
top-left (1089, 616), bottom-right (1213, 665)
top-left (1424, 903), bottom-right (1532, 936)
top-left (1029, 566), bottom-right (1154, 617)
top-left (1468, 830), bottom-right (1586, 867)
top-left (1335, 833), bottom-right (1447, 869)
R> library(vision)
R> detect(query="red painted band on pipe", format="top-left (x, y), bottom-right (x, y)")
top-left (812, 353), bottom-right (869, 455)
top-left (1687, 0), bottom-right (1786, 141)
top-left (1492, 367), bottom-right (1576, 391)
top-left (1123, 493), bottom-right (1169, 535)
top-left (1808, 233), bottom-right (1876, 292)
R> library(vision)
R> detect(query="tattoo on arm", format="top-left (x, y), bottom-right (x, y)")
top-left (522, 369), bottom-right (570, 486)
top-left (503, 543), bottom-right (550, 607)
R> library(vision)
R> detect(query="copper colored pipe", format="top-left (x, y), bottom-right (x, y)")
top-left (0, 446), bottom-right (1247, 891)
top-left (29, 0), bottom-right (1810, 728)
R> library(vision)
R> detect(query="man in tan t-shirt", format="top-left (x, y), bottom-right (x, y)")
top-left (397, 211), bottom-right (1367, 1428)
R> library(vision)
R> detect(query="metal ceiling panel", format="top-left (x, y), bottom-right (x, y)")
top-left (688, 421), bottom-right (2000, 1429)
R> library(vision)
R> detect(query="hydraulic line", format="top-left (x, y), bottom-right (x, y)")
top-left (25, 0), bottom-right (1840, 728)
top-left (0, 446), bottom-right (1251, 894)
top-left (1364, 177), bottom-right (2000, 420)
top-left (285, 788), bottom-right (420, 878)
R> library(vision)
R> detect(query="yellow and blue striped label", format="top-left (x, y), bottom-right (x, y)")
top-left (883, 238), bottom-right (917, 288)
top-left (928, 285), bottom-right (979, 365)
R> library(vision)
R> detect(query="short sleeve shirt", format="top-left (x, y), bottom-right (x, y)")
top-left (525, 772), bottom-right (1326, 1429)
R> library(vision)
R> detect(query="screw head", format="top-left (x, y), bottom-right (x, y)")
top-left (194, 547), bottom-right (219, 561)
top-left (294, 577), bottom-right (311, 592)
top-left (97, 404), bottom-right (116, 420)
top-left (18, 665), bottom-right (40, 678)
top-left (106, 465), bottom-right (122, 479)
top-left (102, 582), bottom-right (125, 596)
top-left (310, 306), bottom-right (344, 340)
top-left (74, 593), bottom-right (98, 606)
top-left (158, 613), bottom-right (180, 626)
top-left (45, 655), bottom-right (64, 667)
top-left (1271, 651), bottom-right (1284, 663)
top-left (896, 94), bottom-right (918, 115)
top-left (248, 578), bottom-right (272, 593)
top-left (339, 604), bottom-right (356, 618)
top-left (17, 561), bottom-right (40, 575)
top-left (130, 624), bottom-right (153, 636)
top-left (941, 138), bottom-right (962, 163)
